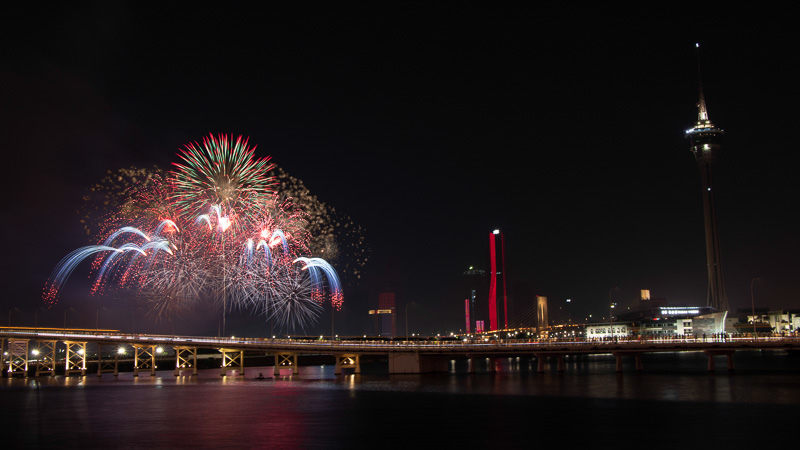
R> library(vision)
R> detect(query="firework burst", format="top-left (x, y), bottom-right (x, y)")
top-left (47, 135), bottom-right (350, 332)
top-left (171, 134), bottom-right (276, 231)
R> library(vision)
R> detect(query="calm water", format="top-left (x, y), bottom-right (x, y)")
top-left (2, 351), bottom-right (799, 448)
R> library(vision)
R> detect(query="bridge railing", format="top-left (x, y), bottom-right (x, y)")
top-left (2, 327), bottom-right (799, 352)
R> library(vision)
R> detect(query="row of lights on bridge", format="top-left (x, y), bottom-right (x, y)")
top-left (5, 347), bottom-right (167, 357)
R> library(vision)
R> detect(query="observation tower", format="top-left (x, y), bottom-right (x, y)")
top-left (685, 44), bottom-right (728, 312)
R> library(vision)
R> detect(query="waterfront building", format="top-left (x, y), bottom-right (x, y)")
top-left (368, 292), bottom-right (396, 337)
top-left (536, 296), bottom-right (548, 332)
top-left (463, 266), bottom-right (487, 334)
top-left (586, 323), bottom-right (629, 339)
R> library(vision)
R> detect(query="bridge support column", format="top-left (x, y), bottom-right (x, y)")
top-left (334, 354), bottom-right (361, 375)
top-left (612, 351), bottom-right (644, 373)
top-left (220, 349), bottom-right (245, 377)
top-left (7, 339), bottom-right (29, 377)
top-left (64, 341), bottom-right (87, 376)
top-left (133, 345), bottom-right (156, 377)
top-left (388, 352), bottom-right (447, 374)
top-left (96, 344), bottom-right (119, 377)
top-left (705, 350), bottom-right (734, 372)
top-left (34, 340), bottom-right (57, 377)
top-left (174, 347), bottom-right (198, 376)
top-left (535, 354), bottom-right (565, 373)
top-left (274, 353), bottom-right (298, 376)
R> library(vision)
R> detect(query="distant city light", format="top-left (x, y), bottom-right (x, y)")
top-left (493, 229), bottom-right (500, 235)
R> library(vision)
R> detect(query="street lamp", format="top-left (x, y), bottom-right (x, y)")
top-left (8, 307), bottom-right (18, 326)
top-left (751, 277), bottom-right (761, 340)
top-left (214, 205), bottom-right (232, 338)
top-left (405, 302), bottom-right (416, 343)
top-left (34, 306), bottom-right (45, 328)
top-left (63, 307), bottom-right (74, 329)
top-left (608, 287), bottom-right (618, 339)
top-left (96, 307), bottom-right (106, 330)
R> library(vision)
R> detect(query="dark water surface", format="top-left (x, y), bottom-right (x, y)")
top-left (2, 351), bottom-right (798, 448)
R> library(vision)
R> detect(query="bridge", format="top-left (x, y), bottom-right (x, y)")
top-left (2, 327), bottom-right (799, 376)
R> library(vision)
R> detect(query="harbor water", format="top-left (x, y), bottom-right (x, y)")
top-left (2, 350), bottom-right (798, 448)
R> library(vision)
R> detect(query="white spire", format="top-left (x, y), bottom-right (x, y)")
top-left (696, 43), bottom-right (710, 123)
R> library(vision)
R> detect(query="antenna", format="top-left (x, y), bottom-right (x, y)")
top-left (695, 43), bottom-right (709, 122)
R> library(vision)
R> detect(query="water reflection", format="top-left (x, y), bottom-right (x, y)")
top-left (3, 351), bottom-right (799, 447)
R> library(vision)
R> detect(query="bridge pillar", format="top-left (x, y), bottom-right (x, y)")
top-left (64, 341), bottom-right (87, 376)
top-left (34, 340), bottom-right (57, 377)
top-left (274, 353), bottom-right (298, 376)
top-left (388, 352), bottom-right (447, 374)
top-left (133, 345), bottom-right (156, 377)
top-left (7, 339), bottom-right (29, 377)
top-left (704, 350), bottom-right (735, 372)
top-left (220, 349), bottom-right (245, 377)
top-left (615, 354), bottom-right (623, 372)
top-left (334, 354), bottom-right (361, 375)
top-left (535, 354), bottom-right (565, 373)
top-left (96, 344), bottom-right (119, 377)
top-left (174, 346), bottom-right (198, 376)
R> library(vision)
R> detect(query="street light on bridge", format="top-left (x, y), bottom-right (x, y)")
top-left (751, 277), bottom-right (762, 340)
top-left (406, 302), bottom-right (416, 342)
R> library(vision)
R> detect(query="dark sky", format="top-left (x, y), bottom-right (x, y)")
top-left (2, 4), bottom-right (799, 336)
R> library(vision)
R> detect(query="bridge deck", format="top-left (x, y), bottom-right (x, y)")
top-left (3, 328), bottom-right (799, 356)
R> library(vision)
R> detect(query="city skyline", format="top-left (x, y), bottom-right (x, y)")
top-left (3, 5), bottom-right (799, 335)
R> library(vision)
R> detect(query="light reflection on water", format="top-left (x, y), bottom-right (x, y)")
top-left (3, 351), bottom-right (799, 448)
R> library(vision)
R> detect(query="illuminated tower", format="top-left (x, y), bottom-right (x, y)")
top-left (488, 229), bottom-right (508, 331)
top-left (685, 43), bottom-right (728, 312)
top-left (488, 232), bottom-right (498, 331)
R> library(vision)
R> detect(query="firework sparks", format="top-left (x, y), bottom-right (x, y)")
top-left (171, 134), bottom-right (275, 231)
top-left (48, 135), bottom-right (354, 333)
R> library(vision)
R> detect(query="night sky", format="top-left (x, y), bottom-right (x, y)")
top-left (3, 4), bottom-right (799, 336)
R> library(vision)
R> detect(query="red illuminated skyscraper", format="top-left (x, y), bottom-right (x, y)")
top-left (488, 230), bottom-right (508, 331)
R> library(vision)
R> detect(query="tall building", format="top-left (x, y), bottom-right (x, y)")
top-left (536, 296), bottom-right (548, 331)
top-left (369, 292), bottom-right (396, 337)
top-left (685, 44), bottom-right (728, 312)
top-left (488, 229), bottom-right (508, 331)
top-left (463, 266), bottom-right (486, 333)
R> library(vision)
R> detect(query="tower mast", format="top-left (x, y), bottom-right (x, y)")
top-left (685, 43), bottom-right (728, 312)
